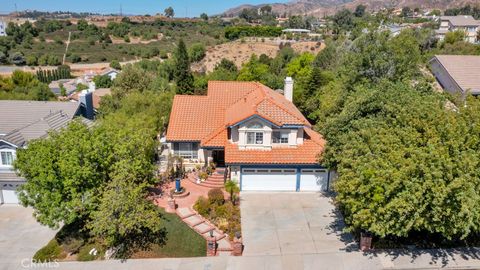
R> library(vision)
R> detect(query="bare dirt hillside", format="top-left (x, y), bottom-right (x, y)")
top-left (224, 0), bottom-right (480, 17)
top-left (192, 39), bottom-right (325, 73)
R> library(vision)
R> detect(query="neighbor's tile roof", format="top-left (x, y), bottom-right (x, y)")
top-left (441, 16), bottom-right (480, 26)
top-left (0, 100), bottom-right (80, 135)
top-left (0, 172), bottom-right (25, 183)
top-left (432, 55), bottom-right (480, 94)
top-left (225, 127), bottom-right (325, 165)
top-left (70, 88), bottom-right (111, 109)
top-left (0, 100), bottom-right (92, 147)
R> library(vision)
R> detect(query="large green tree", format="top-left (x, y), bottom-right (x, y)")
top-left (173, 39), bottom-right (194, 94)
top-left (15, 122), bottom-right (106, 228)
top-left (321, 81), bottom-right (480, 240)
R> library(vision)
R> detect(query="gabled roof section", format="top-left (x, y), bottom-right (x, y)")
top-left (0, 100), bottom-right (91, 147)
top-left (166, 81), bottom-right (311, 145)
top-left (224, 127), bottom-right (325, 165)
top-left (0, 100), bottom-right (80, 135)
top-left (225, 83), bottom-right (310, 127)
top-left (431, 55), bottom-right (480, 94)
top-left (441, 15), bottom-right (480, 26)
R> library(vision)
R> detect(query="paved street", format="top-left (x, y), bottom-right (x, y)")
top-left (2, 195), bottom-right (480, 270)
top-left (0, 205), bottom-right (57, 270)
top-left (240, 192), bottom-right (357, 256)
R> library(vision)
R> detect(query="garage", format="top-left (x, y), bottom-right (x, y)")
top-left (299, 169), bottom-right (329, 192)
top-left (241, 168), bottom-right (297, 191)
top-left (1, 189), bottom-right (19, 204)
top-left (0, 182), bottom-right (21, 204)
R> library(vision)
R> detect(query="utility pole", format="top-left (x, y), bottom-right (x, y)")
top-left (14, 3), bottom-right (18, 14)
top-left (120, 4), bottom-right (123, 16)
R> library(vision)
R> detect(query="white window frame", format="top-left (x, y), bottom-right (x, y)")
top-left (272, 131), bottom-right (289, 144)
top-left (246, 132), bottom-right (263, 145)
top-left (173, 142), bottom-right (198, 159)
top-left (0, 150), bottom-right (15, 168)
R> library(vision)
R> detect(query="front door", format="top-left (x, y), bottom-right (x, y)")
top-left (212, 150), bottom-right (225, 167)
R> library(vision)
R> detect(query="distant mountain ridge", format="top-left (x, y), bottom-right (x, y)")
top-left (223, 0), bottom-right (480, 17)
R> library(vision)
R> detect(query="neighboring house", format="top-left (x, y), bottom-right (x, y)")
top-left (429, 55), bottom-right (480, 97)
top-left (69, 88), bottom-right (111, 112)
top-left (0, 19), bottom-right (6, 37)
top-left (48, 79), bottom-right (78, 96)
top-left (435, 16), bottom-right (480, 43)
top-left (166, 79), bottom-right (332, 192)
top-left (0, 97), bottom-right (95, 204)
top-left (100, 68), bottom-right (120, 80)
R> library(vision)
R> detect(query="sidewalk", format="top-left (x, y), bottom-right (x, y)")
top-left (49, 248), bottom-right (480, 270)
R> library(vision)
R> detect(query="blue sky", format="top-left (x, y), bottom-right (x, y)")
top-left (1, 0), bottom-right (288, 17)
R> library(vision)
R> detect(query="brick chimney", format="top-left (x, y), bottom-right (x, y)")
top-left (284, 77), bottom-right (293, 102)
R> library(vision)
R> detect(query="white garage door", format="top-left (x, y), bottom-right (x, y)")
top-left (300, 169), bottom-right (328, 192)
top-left (242, 168), bottom-right (297, 191)
top-left (1, 189), bottom-right (19, 204)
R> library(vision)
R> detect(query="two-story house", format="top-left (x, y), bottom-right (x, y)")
top-left (166, 79), bottom-right (333, 192)
top-left (0, 95), bottom-right (94, 204)
top-left (436, 15), bottom-right (480, 43)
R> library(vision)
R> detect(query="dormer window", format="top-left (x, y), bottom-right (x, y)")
top-left (247, 132), bottom-right (263, 144)
top-left (272, 131), bottom-right (289, 144)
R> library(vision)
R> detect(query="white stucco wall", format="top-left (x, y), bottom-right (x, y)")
top-left (232, 117), bottom-right (302, 149)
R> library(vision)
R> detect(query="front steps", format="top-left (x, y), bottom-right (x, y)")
top-left (188, 168), bottom-right (226, 189)
top-left (176, 207), bottom-right (233, 256)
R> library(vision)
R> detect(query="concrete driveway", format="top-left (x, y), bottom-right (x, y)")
top-left (0, 205), bottom-right (57, 270)
top-left (240, 192), bottom-right (357, 256)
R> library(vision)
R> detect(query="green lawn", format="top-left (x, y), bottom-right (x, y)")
top-left (132, 209), bottom-right (206, 258)
top-left (34, 208), bottom-right (206, 261)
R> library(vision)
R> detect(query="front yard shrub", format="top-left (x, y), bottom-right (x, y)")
top-left (33, 239), bottom-right (62, 262)
top-left (194, 192), bottom-right (241, 240)
top-left (194, 196), bottom-right (210, 216)
top-left (208, 188), bottom-right (224, 205)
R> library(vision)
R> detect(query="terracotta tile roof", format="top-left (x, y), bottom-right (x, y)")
top-left (167, 81), bottom-right (310, 142)
top-left (201, 127), bottom-right (227, 148)
top-left (225, 83), bottom-right (310, 127)
top-left (224, 127), bottom-right (325, 165)
top-left (166, 81), bottom-right (325, 164)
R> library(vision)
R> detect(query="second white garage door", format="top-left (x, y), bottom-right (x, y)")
top-left (1, 189), bottom-right (19, 204)
top-left (241, 168), bottom-right (297, 191)
top-left (300, 169), bottom-right (328, 192)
